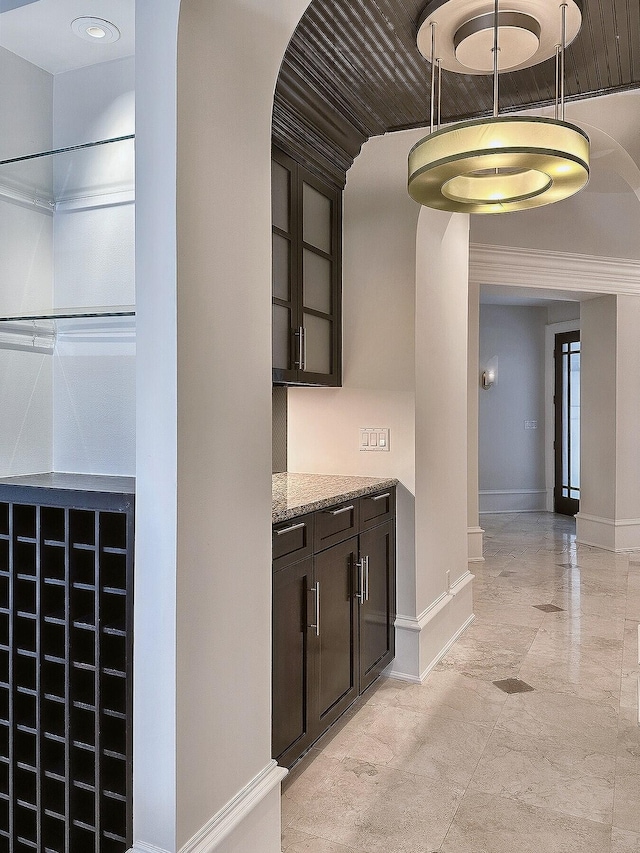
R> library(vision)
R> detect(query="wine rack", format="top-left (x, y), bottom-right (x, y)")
top-left (0, 475), bottom-right (134, 853)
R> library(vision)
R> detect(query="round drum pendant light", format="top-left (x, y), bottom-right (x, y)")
top-left (408, 0), bottom-right (590, 214)
top-left (408, 116), bottom-right (589, 213)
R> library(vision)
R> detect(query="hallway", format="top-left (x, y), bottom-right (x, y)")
top-left (281, 512), bottom-right (640, 852)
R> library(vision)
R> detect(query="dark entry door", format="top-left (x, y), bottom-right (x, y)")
top-left (554, 330), bottom-right (580, 516)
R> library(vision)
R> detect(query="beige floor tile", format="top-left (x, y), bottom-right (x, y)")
top-left (540, 610), bottom-right (626, 641)
top-left (335, 704), bottom-right (492, 787)
top-left (289, 757), bottom-right (464, 853)
top-left (440, 789), bottom-right (612, 853)
top-left (469, 726), bottom-right (616, 823)
top-left (617, 706), bottom-right (640, 760)
top-left (282, 827), bottom-right (361, 853)
top-left (454, 621), bottom-right (538, 653)
top-left (614, 757), bottom-right (640, 833)
top-left (495, 691), bottom-right (618, 755)
top-left (392, 669), bottom-right (508, 727)
top-left (620, 667), bottom-right (639, 710)
top-left (435, 639), bottom-right (526, 682)
top-left (611, 827), bottom-right (640, 853)
top-left (471, 600), bottom-right (546, 629)
top-left (518, 652), bottom-right (621, 706)
top-left (527, 627), bottom-right (624, 665)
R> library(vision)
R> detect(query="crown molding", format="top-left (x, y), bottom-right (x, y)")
top-left (469, 243), bottom-right (640, 295)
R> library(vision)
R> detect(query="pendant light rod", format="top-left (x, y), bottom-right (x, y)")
top-left (560, 2), bottom-right (567, 120)
top-left (554, 44), bottom-right (560, 121)
top-left (437, 58), bottom-right (442, 130)
top-left (492, 0), bottom-right (499, 118)
top-left (430, 22), bottom-right (437, 133)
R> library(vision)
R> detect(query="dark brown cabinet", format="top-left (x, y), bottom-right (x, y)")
top-left (272, 489), bottom-right (395, 768)
top-left (271, 148), bottom-right (342, 387)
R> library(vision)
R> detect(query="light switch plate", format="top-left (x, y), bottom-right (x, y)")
top-left (524, 420), bottom-right (538, 430)
top-left (360, 427), bottom-right (390, 451)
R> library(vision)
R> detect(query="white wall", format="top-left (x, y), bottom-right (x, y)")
top-left (51, 58), bottom-right (135, 476)
top-left (288, 129), bottom-right (421, 622)
top-left (478, 304), bottom-right (547, 513)
top-left (577, 293), bottom-right (640, 550)
top-left (169, 0), bottom-right (308, 849)
top-left (0, 46), bottom-right (53, 476)
top-left (288, 129), bottom-right (473, 683)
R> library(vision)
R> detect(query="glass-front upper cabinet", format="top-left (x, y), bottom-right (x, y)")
top-left (272, 148), bottom-right (341, 386)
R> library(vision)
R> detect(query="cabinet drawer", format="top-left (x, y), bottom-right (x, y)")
top-left (360, 488), bottom-right (395, 531)
top-left (273, 514), bottom-right (313, 571)
top-left (314, 501), bottom-right (358, 552)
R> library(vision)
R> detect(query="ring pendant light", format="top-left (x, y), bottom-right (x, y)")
top-left (408, 0), bottom-right (590, 214)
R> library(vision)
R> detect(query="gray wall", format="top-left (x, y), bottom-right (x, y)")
top-left (479, 304), bottom-right (547, 512)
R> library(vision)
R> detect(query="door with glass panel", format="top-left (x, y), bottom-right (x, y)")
top-left (554, 330), bottom-right (580, 515)
top-left (271, 148), bottom-right (341, 386)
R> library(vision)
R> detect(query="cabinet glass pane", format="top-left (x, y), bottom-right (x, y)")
top-left (303, 183), bottom-right (331, 253)
top-left (272, 161), bottom-right (290, 233)
top-left (303, 249), bottom-right (331, 314)
top-left (273, 304), bottom-right (291, 370)
top-left (303, 313), bottom-right (331, 375)
top-left (273, 234), bottom-right (291, 302)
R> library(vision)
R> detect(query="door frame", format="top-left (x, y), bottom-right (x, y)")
top-left (544, 320), bottom-right (580, 512)
top-left (553, 329), bottom-right (581, 515)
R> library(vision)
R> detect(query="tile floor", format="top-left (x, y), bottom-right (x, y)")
top-left (281, 512), bottom-right (640, 852)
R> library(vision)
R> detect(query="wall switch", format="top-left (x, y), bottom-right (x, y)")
top-left (360, 428), bottom-right (390, 451)
top-left (524, 420), bottom-right (538, 430)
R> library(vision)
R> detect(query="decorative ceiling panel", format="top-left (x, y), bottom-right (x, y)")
top-left (273, 0), bottom-right (640, 186)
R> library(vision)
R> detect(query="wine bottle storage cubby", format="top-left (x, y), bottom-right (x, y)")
top-left (0, 475), bottom-right (134, 853)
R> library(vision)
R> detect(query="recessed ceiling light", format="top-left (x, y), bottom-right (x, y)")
top-left (71, 17), bottom-right (121, 44)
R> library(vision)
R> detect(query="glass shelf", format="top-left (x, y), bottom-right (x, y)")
top-left (0, 135), bottom-right (135, 211)
top-left (0, 308), bottom-right (136, 353)
top-left (0, 306), bottom-right (135, 322)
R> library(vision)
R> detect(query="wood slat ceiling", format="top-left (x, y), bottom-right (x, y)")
top-left (273, 0), bottom-right (640, 187)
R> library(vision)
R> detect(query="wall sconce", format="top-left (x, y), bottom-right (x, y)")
top-left (481, 357), bottom-right (498, 390)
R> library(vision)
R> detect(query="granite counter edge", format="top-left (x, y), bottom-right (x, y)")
top-left (272, 478), bottom-right (398, 525)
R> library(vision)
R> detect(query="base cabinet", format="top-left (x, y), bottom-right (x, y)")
top-left (272, 488), bottom-right (395, 768)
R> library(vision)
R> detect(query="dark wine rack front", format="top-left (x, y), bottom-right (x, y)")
top-left (0, 475), bottom-right (134, 853)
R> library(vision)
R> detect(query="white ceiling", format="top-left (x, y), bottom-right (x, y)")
top-left (0, 0), bottom-right (134, 75)
top-left (479, 284), bottom-right (593, 307)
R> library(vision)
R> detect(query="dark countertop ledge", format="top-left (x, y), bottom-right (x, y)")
top-left (273, 472), bottom-right (398, 524)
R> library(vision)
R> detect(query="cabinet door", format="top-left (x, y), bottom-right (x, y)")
top-left (271, 152), bottom-right (300, 384)
top-left (272, 148), bottom-right (342, 387)
top-left (358, 521), bottom-right (396, 693)
top-left (298, 172), bottom-right (341, 386)
top-left (272, 557), bottom-right (314, 767)
top-left (312, 537), bottom-right (358, 734)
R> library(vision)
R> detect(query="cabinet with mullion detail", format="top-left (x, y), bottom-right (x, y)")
top-left (0, 476), bottom-right (133, 853)
top-left (272, 148), bottom-right (342, 386)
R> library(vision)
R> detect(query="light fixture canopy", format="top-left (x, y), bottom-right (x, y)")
top-left (409, 0), bottom-right (590, 214)
top-left (417, 0), bottom-right (583, 74)
top-left (71, 17), bottom-right (121, 44)
top-left (408, 116), bottom-right (590, 213)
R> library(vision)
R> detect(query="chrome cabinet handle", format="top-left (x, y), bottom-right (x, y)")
top-left (327, 505), bottom-right (354, 516)
top-left (365, 557), bottom-right (369, 601)
top-left (364, 555), bottom-right (370, 602)
top-left (371, 492), bottom-right (390, 502)
top-left (309, 581), bottom-right (320, 637)
top-left (356, 557), bottom-right (365, 603)
top-left (294, 326), bottom-right (304, 369)
top-left (275, 521), bottom-right (306, 537)
top-left (301, 325), bottom-right (307, 372)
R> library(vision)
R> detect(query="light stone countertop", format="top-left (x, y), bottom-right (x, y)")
top-left (273, 472), bottom-right (398, 524)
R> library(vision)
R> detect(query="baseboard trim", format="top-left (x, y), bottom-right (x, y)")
top-left (479, 489), bottom-right (546, 514)
top-left (468, 526), bottom-right (485, 562)
top-left (389, 572), bottom-right (475, 683)
top-left (418, 612), bottom-right (476, 682)
top-left (576, 513), bottom-right (640, 552)
top-left (178, 761), bottom-right (287, 853)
